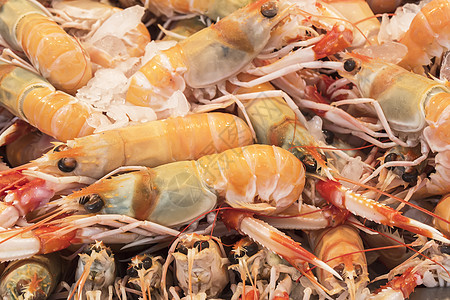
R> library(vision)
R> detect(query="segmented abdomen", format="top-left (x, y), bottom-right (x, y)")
top-left (17, 13), bottom-right (92, 94)
top-left (196, 144), bottom-right (305, 213)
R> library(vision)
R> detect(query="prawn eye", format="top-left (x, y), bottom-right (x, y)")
top-left (142, 256), bottom-right (153, 269)
top-left (58, 157), bottom-right (77, 172)
top-left (176, 244), bottom-right (188, 255)
top-left (343, 58), bottom-right (360, 74)
top-left (243, 242), bottom-right (258, 256)
top-left (261, 1), bottom-right (278, 18)
top-left (127, 267), bottom-right (138, 277)
top-left (301, 155), bottom-right (318, 173)
top-left (80, 194), bottom-right (104, 213)
top-left (194, 240), bottom-right (209, 250)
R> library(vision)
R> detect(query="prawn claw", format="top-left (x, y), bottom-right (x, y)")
top-left (221, 209), bottom-right (343, 280)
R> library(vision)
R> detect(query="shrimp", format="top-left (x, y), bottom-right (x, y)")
top-left (33, 144), bottom-right (344, 283)
top-left (163, 234), bottom-right (229, 298)
top-left (228, 237), bottom-right (302, 300)
top-left (0, 0), bottom-right (92, 94)
top-left (0, 254), bottom-right (61, 299)
top-left (308, 225), bottom-right (369, 300)
top-left (72, 241), bottom-right (116, 300)
top-left (125, 254), bottom-right (164, 300)
top-left (142, 0), bottom-right (252, 20)
top-left (0, 112), bottom-right (252, 227)
top-left (398, 0), bottom-right (450, 73)
top-left (0, 62), bottom-right (96, 142)
top-left (49, 0), bottom-right (150, 69)
top-left (125, 0), bottom-right (292, 111)
top-left (433, 194), bottom-right (450, 237)
top-left (338, 54), bottom-right (450, 196)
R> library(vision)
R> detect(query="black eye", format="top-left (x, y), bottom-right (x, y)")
top-left (127, 267), bottom-right (138, 277)
top-left (53, 144), bottom-right (70, 152)
top-left (82, 194), bottom-right (104, 213)
top-left (301, 155), bottom-right (317, 173)
top-left (58, 157), bottom-right (77, 172)
top-left (142, 257), bottom-right (153, 269)
top-left (402, 169), bottom-right (418, 185)
top-left (343, 58), bottom-right (357, 72)
top-left (228, 252), bottom-right (240, 265)
top-left (261, 1), bottom-right (278, 18)
top-left (194, 241), bottom-right (209, 251)
top-left (384, 153), bottom-right (398, 170)
top-left (243, 242), bottom-right (258, 256)
top-left (322, 129), bottom-right (334, 145)
top-left (176, 244), bottom-right (188, 255)
top-left (105, 248), bottom-right (113, 257)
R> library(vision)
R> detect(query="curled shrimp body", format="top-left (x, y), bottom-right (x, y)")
top-left (125, 0), bottom-right (291, 109)
top-left (308, 225), bottom-right (369, 300)
top-left (0, 62), bottom-right (95, 142)
top-left (144, 0), bottom-right (252, 20)
top-left (398, 0), bottom-right (450, 73)
top-left (340, 54), bottom-right (450, 196)
top-left (0, 0), bottom-right (92, 94)
top-left (0, 112), bottom-right (252, 227)
top-left (0, 254), bottom-right (61, 300)
top-left (53, 144), bottom-right (305, 224)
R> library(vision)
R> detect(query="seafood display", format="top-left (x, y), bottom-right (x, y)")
top-left (0, 0), bottom-right (449, 299)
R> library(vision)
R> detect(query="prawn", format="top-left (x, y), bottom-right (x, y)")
top-left (72, 241), bottom-right (116, 300)
top-left (336, 53), bottom-right (450, 196)
top-left (308, 224), bottom-right (369, 300)
top-left (125, 254), bottom-right (164, 300)
top-left (163, 234), bottom-right (229, 298)
top-left (32, 144), bottom-right (345, 283)
top-left (0, 0), bottom-right (92, 94)
top-left (125, 0), bottom-right (292, 111)
top-left (0, 112), bottom-right (252, 228)
top-left (0, 62), bottom-right (96, 142)
top-left (398, 0), bottom-right (450, 74)
top-left (0, 254), bottom-right (62, 300)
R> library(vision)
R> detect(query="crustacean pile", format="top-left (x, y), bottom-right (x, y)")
top-left (0, 0), bottom-right (449, 299)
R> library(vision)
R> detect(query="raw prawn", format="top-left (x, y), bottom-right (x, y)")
top-left (125, 0), bottom-right (292, 110)
top-left (32, 145), bottom-right (344, 282)
top-left (339, 54), bottom-right (450, 196)
top-left (0, 0), bottom-right (92, 94)
top-left (163, 234), bottom-right (229, 298)
top-left (308, 224), bottom-right (369, 300)
top-left (398, 0), bottom-right (450, 73)
top-left (0, 112), bottom-right (252, 227)
top-left (0, 62), bottom-right (96, 142)
top-left (0, 254), bottom-right (61, 300)
top-left (125, 254), bottom-right (164, 300)
top-left (72, 241), bottom-right (116, 300)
